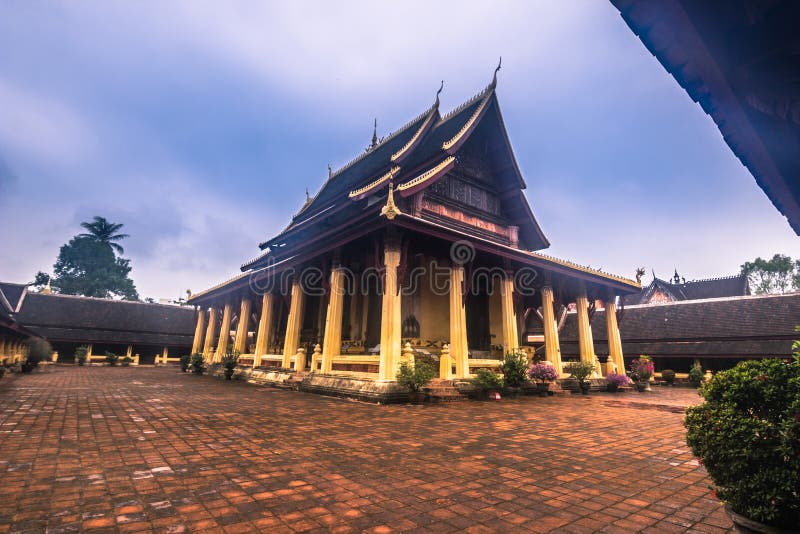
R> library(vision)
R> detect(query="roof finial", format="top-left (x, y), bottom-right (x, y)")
top-left (380, 175), bottom-right (401, 220)
top-left (42, 277), bottom-right (52, 295)
top-left (371, 118), bottom-right (378, 148)
top-left (305, 187), bottom-right (310, 202)
top-left (327, 164), bottom-right (332, 178)
top-left (435, 80), bottom-right (444, 107)
top-left (491, 56), bottom-right (502, 88)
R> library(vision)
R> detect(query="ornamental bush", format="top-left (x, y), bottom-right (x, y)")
top-left (179, 354), bottom-right (191, 372)
top-left (688, 362), bottom-right (704, 387)
top-left (471, 369), bottom-right (503, 392)
top-left (528, 362), bottom-right (558, 383)
top-left (661, 369), bottom-right (676, 385)
top-left (105, 351), bottom-right (119, 366)
top-left (684, 356), bottom-right (800, 529)
top-left (74, 345), bottom-right (88, 366)
top-left (397, 361), bottom-right (436, 392)
top-left (563, 361), bottom-right (595, 383)
top-left (500, 349), bottom-right (529, 387)
top-left (190, 353), bottom-right (205, 375)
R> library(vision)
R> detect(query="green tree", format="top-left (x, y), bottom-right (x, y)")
top-left (78, 216), bottom-right (130, 254)
top-left (33, 217), bottom-right (139, 300)
top-left (741, 254), bottom-right (799, 294)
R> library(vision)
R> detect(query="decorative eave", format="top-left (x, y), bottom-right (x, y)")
top-left (525, 251), bottom-right (641, 288)
top-left (348, 166), bottom-right (401, 201)
top-left (441, 90), bottom-right (494, 154)
top-left (391, 86), bottom-right (441, 164)
top-left (396, 156), bottom-right (456, 197)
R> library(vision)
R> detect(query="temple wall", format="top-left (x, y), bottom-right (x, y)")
top-left (418, 267), bottom-right (449, 344)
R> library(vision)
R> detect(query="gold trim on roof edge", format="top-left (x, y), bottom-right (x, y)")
top-left (348, 166), bottom-right (400, 199)
top-left (525, 251), bottom-right (641, 287)
top-left (397, 156), bottom-right (455, 192)
top-left (391, 110), bottom-right (437, 163)
top-left (442, 91), bottom-right (491, 151)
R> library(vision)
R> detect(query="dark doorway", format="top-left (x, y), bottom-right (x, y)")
top-left (466, 292), bottom-right (491, 353)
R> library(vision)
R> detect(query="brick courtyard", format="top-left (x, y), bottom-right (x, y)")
top-left (0, 366), bottom-right (732, 533)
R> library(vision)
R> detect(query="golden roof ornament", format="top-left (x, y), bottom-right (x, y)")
top-left (42, 278), bottom-right (52, 295)
top-left (380, 179), bottom-right (401, 220)
top-left (371, 118), bottom-right (378, 149)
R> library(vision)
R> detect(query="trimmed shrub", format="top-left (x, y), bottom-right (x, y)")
top-left (471, 369), bottom-right (503, 392)
top-left (190, 353), bottom-right (205, 374)
top-left (397, 361), bottom-right (436, 392)
top-left (105, 351), bottom-right (119, 366)
top-left (661, 369), bottom-right (676, 385)
top-left (688, 363), bottom-right (704, 387)
top-left (684, 357), bottom-right (800, 528)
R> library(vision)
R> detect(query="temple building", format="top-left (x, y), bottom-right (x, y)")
top-left (561, 292), bottom-right (800, 373)
top-left (0, 282), bottom-right (35, 365)
top-left (187, 68), bottom-right (641, 400)
top-left (1, 282), bottom-right (195, 365)
top-left (622, 271), bottom-right (749, 306)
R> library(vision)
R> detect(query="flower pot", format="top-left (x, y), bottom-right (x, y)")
top-left (607, 383), bottom-right (619, 393)
top-left (725, 504), bottom-right (795, 534)
top-left (408, 391), bottom-right (425, 405)
top-left (535, 382), bottom-right (550, 397)
top-left (635, 381), bottom-right (652, 392)
top-left (579, 381), bottom-right (590, 394)
top-left (224, 369), bottom-right (234, 380)
top-left (503, 386), bottom-right (521, 398)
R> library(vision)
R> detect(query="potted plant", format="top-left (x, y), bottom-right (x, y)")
top-left (190, 353), bottom-right (205, 375)
top-left (180, 354), bottom-right (191, 373)
top-left (22, 338), bottom-right (52, 373)
top-left (471, 369), bottom-right (504, 400)
top-left (397, 360), bottom-right (435, 404)
top-left (121, 356), bottom-right (133, 367)
top-left (685, 354), bottom-right (800, 532)
top-left (629, 355), bottom-right (654, 392)
top-left (528, 362), bottom-right (558, 396)
top-left (563, 361), bottom-right (596, 394)
top-left (105, 351), bottom-right (119, 366)
top-left (688, 362), bottom-right (704, 387)
top-left (0, 365), bottom-right (6, 379)
top-left (606, 372), bottom-right (629, 393)
top-left (221, 352), bottom-right (239, 380)
top-left (500, 349), bottom-right (529, 397)
top-left (661, 369), bottom-right (676, 386)
top-left (74, 345), bottom-right (88, 366)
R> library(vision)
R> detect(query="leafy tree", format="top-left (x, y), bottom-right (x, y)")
top-left (33, 217), bottom-right (139, 300)
top-left (740, 254), bottom-right (799, 294)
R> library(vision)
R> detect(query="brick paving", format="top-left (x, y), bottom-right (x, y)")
top-left (0, 366), bottom-right (732, 533)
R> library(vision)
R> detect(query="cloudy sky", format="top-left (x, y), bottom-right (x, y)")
top-left (1, 1), bottom-right (797, 300)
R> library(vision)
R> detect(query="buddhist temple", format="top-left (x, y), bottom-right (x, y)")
top-left (187, 67), bottom-right (641, 401)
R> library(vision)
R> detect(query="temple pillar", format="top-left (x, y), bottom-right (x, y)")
top-left (605, 296), bottom-right (625, 374)
top-left (234, 297), bottom-right (252, 354)
top-left (162, 346), bottom-right (169, 365)
top-left (253, 293), bottom-right (274, 367)
top-left (203, 308), bottom-right (218, 361)
top-left (283, 279), bottom-right (305, 368)
top-left (215, 302), bottom-right (233, 363)
top-left (378, 240), bottom-right (402, 381)
top-left (540, 285), bottom-right (563, 374)
top-left (322, 267), bottom-right (345, 374)
top-left (500, 273), bottom-right (518, 352)
top-left (87, 344), bottom-right (93, 364)
top-left (576, 290), bottom-right (601, 377)
top-left (449, 266), bottom-right (470, 378)
top-left (191, 309), bottom-right (206, 355)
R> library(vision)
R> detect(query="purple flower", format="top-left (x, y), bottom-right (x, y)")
top-left (606, 373), bottom-right (630, 387)
top-left (528, 362), bottom-right (558, 382)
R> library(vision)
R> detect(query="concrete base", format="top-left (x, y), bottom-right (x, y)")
top-left (299, 374), bottom-right (409, 404)
top-left (208, 365), bottom-right (297, 389)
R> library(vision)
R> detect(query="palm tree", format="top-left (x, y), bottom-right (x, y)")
top-left (78, 216), bottom-right (130, 255)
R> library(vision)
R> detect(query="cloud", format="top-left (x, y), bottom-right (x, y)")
top-left (0, 78), bottom-right (97, 166)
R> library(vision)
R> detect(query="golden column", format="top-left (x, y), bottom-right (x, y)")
top-left (449, 266), bottom-right (470, 378)
top-left (500, 273), bottom-right (518, 352)
top-left (540, 285), bottom-right (563, 374)
top-left (282, 279), bottom-right (305, 368)
top-left (378, 241), bottom-right (402, 381)
top-left (253, 293), bottom-right (274, 367)
top-left (191, 309), bottom-right (206, 355)
top-left (215, 302), bottom-right (233, 363)
top-left (234, 296), bottom-right (252, 354)
top-left (576, 290), bottom-right (600, 377)
top-left (322, 267), bottom-right (346, 374)
top-left (605, 296), bottom-right (625, 374)
top-left (203, 307), bottom-right (218, 361)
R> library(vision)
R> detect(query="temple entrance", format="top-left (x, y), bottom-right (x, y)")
top-left (364, 282), bottom-right (382, 350)
top-left (466, 291), bottom-right (491, 354)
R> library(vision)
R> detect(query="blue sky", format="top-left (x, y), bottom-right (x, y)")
top-left (0, 1), bottom-right (797, 300)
